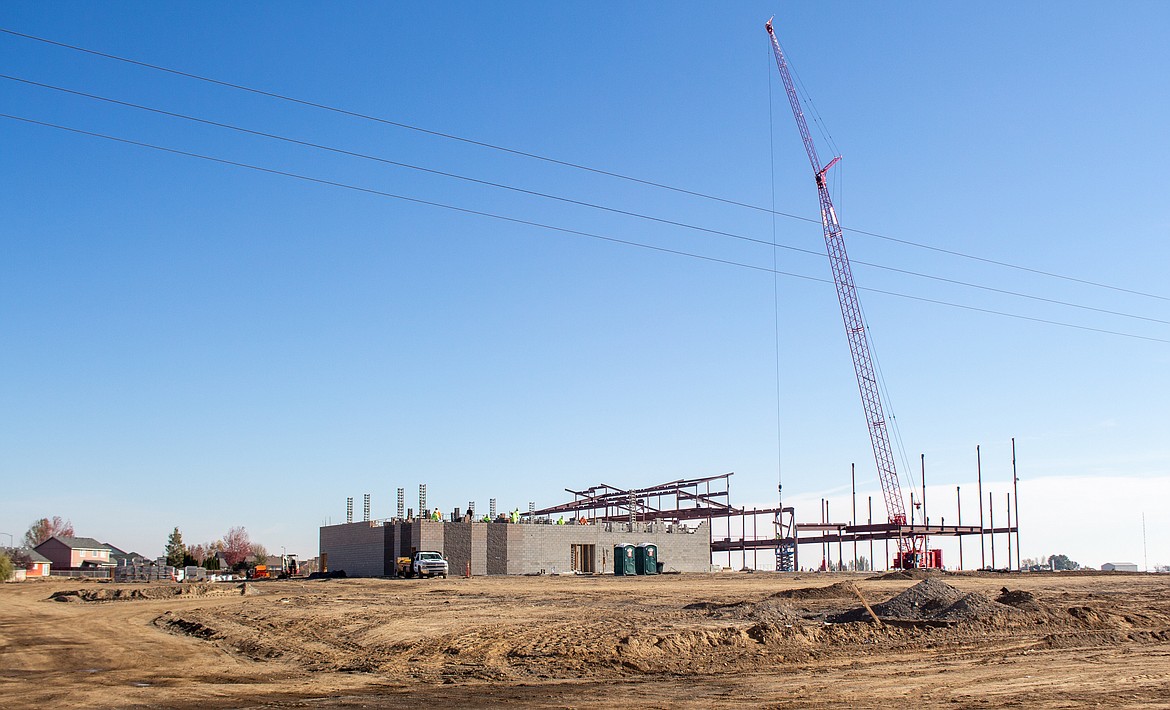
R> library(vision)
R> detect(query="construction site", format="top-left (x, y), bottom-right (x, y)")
top-left (3, 9), bottom-right (1167, 710)
top-left (316, 18), bottom-right (1021, 581)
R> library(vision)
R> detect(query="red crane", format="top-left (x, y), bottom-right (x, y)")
top-left (766, 17), bottom-right (924, 567)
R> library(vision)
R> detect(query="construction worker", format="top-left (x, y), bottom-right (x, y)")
top-left (556, 516), bottom-right (565, 525)
top-left (510, 509), bottom-right (520, 524)
top-left (431, 508), bottom-right (442, 522)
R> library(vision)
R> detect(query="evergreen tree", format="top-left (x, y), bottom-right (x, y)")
top-left (165, 527), bottom-right (185, 568)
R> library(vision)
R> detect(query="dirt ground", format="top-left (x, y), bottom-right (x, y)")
top-left (2, 571), bottom-right (1169, 709)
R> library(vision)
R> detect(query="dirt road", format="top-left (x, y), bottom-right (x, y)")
top-left (2, 571), bottom-right (1168, 708)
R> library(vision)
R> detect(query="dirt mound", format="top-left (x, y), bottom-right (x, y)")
top-left (686, 598), bottom-right (801, 624)
top-left (996, 587), bottom-right (1043, 613)
top-left (832, 578), bottom-right (1016, 626)
top-left (50, 583), bottom-right (245, 603)
top-left (868, 569), bottom-right (945, 581)
top-left (935, 592), bottom-right (1016, 623)
top-left (871, 578), bottom-right (966, 618)
top-left (768, 581), bottom-right (858, 600)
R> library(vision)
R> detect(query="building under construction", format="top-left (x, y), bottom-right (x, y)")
top-left (318, 460), bottom-right (1020, 577)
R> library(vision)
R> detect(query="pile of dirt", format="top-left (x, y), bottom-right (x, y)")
top-left (996, 587), bottom-right (1044, 613)
top-left (685, 598), bottom-right (801, 624)
top-left (869, 569), bottom-right (945, 581)
top-left (50, 583), bottom-right (245, 603)
top-left (871, 578), bottom-right (966, 618)
top-left (768, 581), bottom-right (859, 600)
top-left (833, 578), bottom-right (1017, 625)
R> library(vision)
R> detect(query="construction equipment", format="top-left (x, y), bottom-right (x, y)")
top-left (766, 17), bottom-right (925, 567)
top-left (280, 554), bottom-right (299, 578)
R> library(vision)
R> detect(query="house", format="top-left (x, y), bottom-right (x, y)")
top-left (33, 536), bottom-right (115, 571)
top-left (1, 547), bottom-right (51, 579)
top-left (1101, 562), bottom-right (1139, 572)
top-left (24, 549), bottom-right (51, 577)
top-left (104, 543), bottom-right (150, 567)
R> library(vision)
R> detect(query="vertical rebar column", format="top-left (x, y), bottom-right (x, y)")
top-left (489, 498), bottom-right (496, 520)
top-left (851, 463), bottom-right (857, 571)
top-left (977, 445), bottom-right (985, 569)
top-left (346, 497), bottom-right (353, 524)
top-left (989, 491), bottom-right (996, 570)
top-left (921, 453), bottom-right (928, 565)
top-left (363, 494), bottom-right (370, 522)
top-left (956, 485), bottom-right (963, 571)
top-left (468, 501), bottom-right (475, 518)
top-left (868, 496), bottom-right (873, 572)
top-left (1006, 493), bottom-right (1013, 571)
top-left (1012, 437), bottom-right (1021, 571)
top-left (397, 488), bottom-right (405, 520)
top-left (528, 501), bottom-right (535, 523)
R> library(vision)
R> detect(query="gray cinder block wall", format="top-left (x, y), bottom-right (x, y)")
top-left (319, 522), bottom-right (386, 577)
top-left (320, 519), bottom-right (711, 577)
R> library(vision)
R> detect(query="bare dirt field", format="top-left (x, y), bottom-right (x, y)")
top-left (2, 570), bottom-right (1169, 708)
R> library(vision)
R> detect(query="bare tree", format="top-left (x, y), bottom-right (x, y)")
top-left (250, 543), bottom-right (269, 567)
top-left (23, 516), bottom-right (74, 548)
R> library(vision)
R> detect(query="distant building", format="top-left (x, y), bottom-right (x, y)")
top-left (34, 536), bottom-right (114, 571)
top-left (1, 547), bottom-right (51, 578)
top-left (1101, 562), bottom-right (1139, 572)
top-left (104, 543), bottom-right (150, 567)
top-left (320, 518), bottom-right (711, 577)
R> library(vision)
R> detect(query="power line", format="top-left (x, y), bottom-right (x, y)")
top-left (2, 26), bottom-right (1167, 304)
top-left (5, 74), bottom-right (1167, 328)
top-left (4, 112), bottom-right (1167, 346)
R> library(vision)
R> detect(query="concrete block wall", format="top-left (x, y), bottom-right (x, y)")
top-left (321, 520), bottom-right (711, 577)
top-left (486, 524), bottom-right (509, 575)
top-left (470, 523), bottom-right (488, 576)
top-left (319, 522), bottom-right (386, 577)
top-left (443, 523), bottom-right (471, 577)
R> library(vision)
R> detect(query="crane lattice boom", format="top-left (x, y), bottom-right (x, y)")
top-left (766, 18), bottom-right (922, 565)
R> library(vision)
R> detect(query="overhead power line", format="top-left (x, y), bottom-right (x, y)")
top-left (2, 26), bottom-right (1166, 304)
top-left (5, 74), bottom-right (1167, 328)
top-left (3, 111), bottom-right (1167, 346)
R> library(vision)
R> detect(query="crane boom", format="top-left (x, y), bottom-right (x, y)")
top-left (766, 18), bottom-right (921, 565)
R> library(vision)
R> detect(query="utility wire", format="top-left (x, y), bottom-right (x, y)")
top-left (5, 74), bottom-right (1167, 329)
top-left (3, 112), bottom-right (1168, 346)
top-left (2, 26), bottom-right (1166, 303)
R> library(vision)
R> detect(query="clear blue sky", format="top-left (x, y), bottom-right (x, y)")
top-left (2, 3), bottom-right (1167, 568)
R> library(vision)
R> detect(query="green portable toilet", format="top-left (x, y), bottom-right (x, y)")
top-left (614, 544), bottom-right (636, 576)
top-left (635, 543), bottom-right (658, 575)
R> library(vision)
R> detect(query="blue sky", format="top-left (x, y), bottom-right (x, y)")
top-left (2, 4), bottom-right (1167, 569)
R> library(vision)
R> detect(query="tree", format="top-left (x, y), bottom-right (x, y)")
top-left (186, 543), bottom-right (207, 565)
top-left (0, 553), bottom-right (13, 582)
top-left (1048, 554), bottom-right (1080, 571)
top-left (6, 548), bottom-right (32, 568)
top-left (250, 543), bottom-right (268, 567)
top-left (165, 527), bottom-right (186, 568)
top-left (222, 527), bottom-right (251, 569)
top-left (23, 516), bottom-right (74, 548)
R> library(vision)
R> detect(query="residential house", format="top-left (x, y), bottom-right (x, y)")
top-left (24, 548), bottom-right (51, 577)
top-left (104, 543), bottom-right (150, 567)
top-left (1, 547), bottom-right (51, 579)
top-left (34, 536), bottom-right (114, 571)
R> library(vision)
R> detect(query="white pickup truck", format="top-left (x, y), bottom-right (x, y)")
top-left (410, 551), bottom-right (449, 578)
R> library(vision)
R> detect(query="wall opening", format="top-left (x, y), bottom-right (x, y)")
top-left (570, 544), bottom-right (596, 573)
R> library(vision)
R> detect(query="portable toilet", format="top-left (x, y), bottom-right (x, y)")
top-left (614, 544), bottom-right (636, 576)
top-left (635, 543), bottom-right (658, 575)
